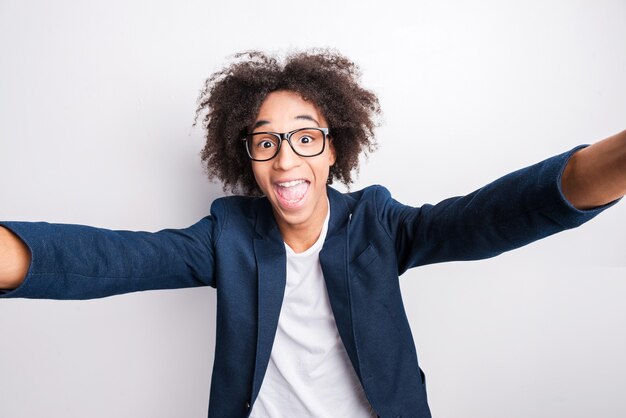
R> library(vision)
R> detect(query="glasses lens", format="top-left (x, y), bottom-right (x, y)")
top-left (245, 128), bottom-right (326, 160)
top-left (247, 133), bottom-right (279, 160)
top-left (290, 128), bottom-right (325, 156)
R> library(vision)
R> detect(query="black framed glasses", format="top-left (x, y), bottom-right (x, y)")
top-left (242, 127), bottom-right (329, 162)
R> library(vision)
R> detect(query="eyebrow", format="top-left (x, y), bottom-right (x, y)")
top-left (251, 114), bottom-right (321, 131)
top-left (295, 115), bottom-right (321, 126)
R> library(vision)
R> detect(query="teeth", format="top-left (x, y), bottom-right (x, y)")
top-left (277, 179), bottom-right (307, 187)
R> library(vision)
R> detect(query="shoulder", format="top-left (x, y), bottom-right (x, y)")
top-left (208, 194), bottom-right (271, 238)
top-left (210, 194), bottom-right (268, 219)
top-left (331, 184), bottom-right (393, 208)
top-left (329, 185), bottom-right (401, 228)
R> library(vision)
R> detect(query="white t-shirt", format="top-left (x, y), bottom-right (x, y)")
top-left (250, 208), bottom-right (377, 418)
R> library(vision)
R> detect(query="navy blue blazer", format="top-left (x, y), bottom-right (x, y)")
top-left (0, 146), bottom-right (614, 418)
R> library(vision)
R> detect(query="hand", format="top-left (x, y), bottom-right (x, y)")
top-left (561, 130), bottom-right (626, 210)
top-left (0, 226), bottom-right (31, 290)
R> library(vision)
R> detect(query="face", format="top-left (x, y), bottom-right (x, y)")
top-left (250, 90), bottom-right (336, 234)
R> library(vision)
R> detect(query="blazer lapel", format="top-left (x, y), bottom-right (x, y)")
top-left (319, 187), bottom-right (361, 378)
top-left (250, 199), bottom-right (287, 403)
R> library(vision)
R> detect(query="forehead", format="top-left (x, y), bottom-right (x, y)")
top-left (253, 90), bottom-right (325, 127)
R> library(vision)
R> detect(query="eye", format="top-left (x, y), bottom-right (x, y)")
top-left (252, 136), bottom-right (277, 149)
top-left (298, 135), bottom-right (313, 144)
top-left (259, 140), bottom-right (275, 149)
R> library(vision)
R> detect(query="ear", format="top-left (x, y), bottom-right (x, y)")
top-left (327, 136), bottom-right (336, 166)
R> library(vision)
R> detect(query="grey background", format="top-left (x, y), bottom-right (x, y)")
top-left (1, 0), bottom-right (625, 417)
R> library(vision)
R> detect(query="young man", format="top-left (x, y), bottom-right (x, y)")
top-left (1, 50), bottom-right (625, 418)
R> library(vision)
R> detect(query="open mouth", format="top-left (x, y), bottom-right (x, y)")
top-left (274, 179), bottom-right (310, 209)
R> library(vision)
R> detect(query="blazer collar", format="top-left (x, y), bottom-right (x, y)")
top-left (252, 196), bottom-right (282, 242)
top-left (326, 185), bottom-right (352, 237)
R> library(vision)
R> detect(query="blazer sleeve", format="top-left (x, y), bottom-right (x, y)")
top-left (0, 211), bottom-right (220, 300)
top-left (376, 145), bottom-right (621, 274)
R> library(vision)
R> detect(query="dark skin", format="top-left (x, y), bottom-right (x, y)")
top-left (1, 128), bottom-right (625, 290)
top-left (561, 129), bottom-right (626, 209)
top-left (0, 227), bottom-right (30, 289)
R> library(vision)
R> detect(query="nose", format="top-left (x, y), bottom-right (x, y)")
top-left (273, 139), bottom-right (302, 171)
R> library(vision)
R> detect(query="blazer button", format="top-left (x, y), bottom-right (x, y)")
top-left (245, 401), bottom-right (251, 410)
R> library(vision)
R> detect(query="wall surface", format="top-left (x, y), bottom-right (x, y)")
top-left (1, 1), bottom-right (625, 417)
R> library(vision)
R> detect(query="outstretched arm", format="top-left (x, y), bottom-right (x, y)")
top-left (377, 140), bottom-right (620, 273)
top-left (562, 130), bottom-right (626, 209)
top-left (0, 227), bottom-right (30, 290)
top-left (0, 217), bottom-right (217, 299)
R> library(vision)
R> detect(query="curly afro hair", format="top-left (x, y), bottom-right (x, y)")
top-left (195, 48), bottom-right (381, 196)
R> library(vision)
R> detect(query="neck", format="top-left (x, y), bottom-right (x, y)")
top-left (276, 199), bottom-right (329, 254)
top-left (281, 226), bottom-right (321, 253)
